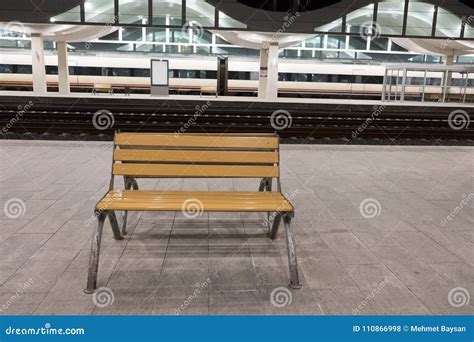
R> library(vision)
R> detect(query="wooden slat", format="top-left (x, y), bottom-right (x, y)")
top-left (115, 133), bottom-right (278, 149)
top-left (112, 163), bottom-right (279, 178)
top-left (96, 190), bottom-right (293, 212)
top-left (114, 149), bottom-right (278, 164)
top-left (104, 190), bottom-right (283, 197)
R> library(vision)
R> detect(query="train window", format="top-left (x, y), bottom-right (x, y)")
top-left (46, 66), bottom-right (58, 75)
top-left (296, 74), bottom-right (308, 82)
top-left (134, 68), bottom-right (150, 77)
top-left (77, 67), bottom-right (102, 76)
top-left (205, 71), bottom-right (217, 79)
top-left (0, 64), bottom-right (13, 73)
top-left (278, 73), bottom-right (296, 82)
top-left (362, 76), bottom-right (383, 84)
top-left (69, 66), bottom-right (77, 75)
top-left (338, 75), bottom-right (353, 83)
top-left (112, 68), bottom-right (131, 77)
top-left (426, 78), bottom-right (442, 86)
top-left (178, 70), bottom-right (193, 78)
top-left (16, 65), bottom-right (32, 74)
top-left (249, 72), bottom-right (259, 81)
top-left (310, 74), bottom-right (325, 82)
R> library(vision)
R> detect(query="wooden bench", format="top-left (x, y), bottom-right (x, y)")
top-left (93, 83), bottom-right (113, 95)
top-left (85, 132), bottom-right (301, 293)
top-left (200, 86), bottom-right (217, 97)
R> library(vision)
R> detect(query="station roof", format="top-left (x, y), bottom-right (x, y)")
top-left (0, 0), bottom-right (473, 41)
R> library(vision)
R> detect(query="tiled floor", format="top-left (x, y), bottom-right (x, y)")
top-left (0, 140), bottom-right (472, 315)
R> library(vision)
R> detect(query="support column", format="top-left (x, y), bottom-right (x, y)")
top-left (258, 42), bottom-right (279, 100)
top-left (57, 41), bottom-right (70, 94)
top-left (443, 54), bottom-right (454, 103)
top-left (31, 33), bottom-right (47, 94)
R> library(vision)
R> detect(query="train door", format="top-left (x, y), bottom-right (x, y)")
top-left (351, 69), bottom-right (366, 96)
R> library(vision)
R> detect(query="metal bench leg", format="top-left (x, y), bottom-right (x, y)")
top-left (121, 211), bottom-right (129, 236)
top-left (283, 213), bottom-right (302, 289)
top-left (130, 178), bottom-right (139, 190)
top-left (121, 176), bottom-right (136, 236)
top-left (85, 211), bottom-right (106, 294)
top-left (265, 179), bottom-right (272, 231)
top-left (108, 211), bottom-right (123, 240)
top-left (258, 178), bottom-right (272, 229)
top-left (269, 212), bottom-right (282, 239)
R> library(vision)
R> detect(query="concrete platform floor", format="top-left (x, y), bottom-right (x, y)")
top-left (0, 140), bottom-right (473, 315)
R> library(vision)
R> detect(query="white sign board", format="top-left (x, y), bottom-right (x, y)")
top-left (151, 59), bottom-right (169, 86)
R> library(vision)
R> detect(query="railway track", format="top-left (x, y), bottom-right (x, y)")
top-left (0, 95), bottom-right (473, 142)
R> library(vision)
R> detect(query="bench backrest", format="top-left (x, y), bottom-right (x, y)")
top-left (112, 132), bottom-right (280, 179)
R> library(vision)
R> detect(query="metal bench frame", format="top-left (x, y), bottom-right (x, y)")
top-left (84, 133), bottom-right (301, 294)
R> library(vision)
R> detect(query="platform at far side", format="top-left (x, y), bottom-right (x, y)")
top-left (1, 90), bottom-right (474, 107)
top-left (0, 140), bottom-right (473, 315)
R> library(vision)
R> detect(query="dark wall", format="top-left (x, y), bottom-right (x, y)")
top-left (0, 0), bottom-right (83, 22)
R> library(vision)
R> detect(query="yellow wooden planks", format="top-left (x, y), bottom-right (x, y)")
top-left (114, 149), bottom-right (278, 164)
top-left (112, 163), bottom-right (279, 178)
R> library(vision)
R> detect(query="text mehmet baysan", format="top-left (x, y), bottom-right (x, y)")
top-left (410, 326), bottom-right (466, 333)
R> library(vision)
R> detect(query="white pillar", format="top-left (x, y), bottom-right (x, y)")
top-left (31, 33), bottom-right (47, 94)
top-left (443, 54), bottom-right (454, 102)
top-left (259, 42), bottom-right (279, 100)
top-left (57, 41), bottom-right (70, 94)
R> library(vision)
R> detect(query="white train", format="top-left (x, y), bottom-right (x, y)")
top-left (0, 52), bottom-right (473, 100)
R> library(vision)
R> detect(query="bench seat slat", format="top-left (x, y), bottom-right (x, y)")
top-left (104, 190), bottom-right (283, 198)
top-left (115, 133), bottom-right (278, 149)
top-left (97, 190), bottom-right (293, 212)
top-left (113, 163), bottom-right (279, 178)
top-left (114, 149), bottom-right (278, 164)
